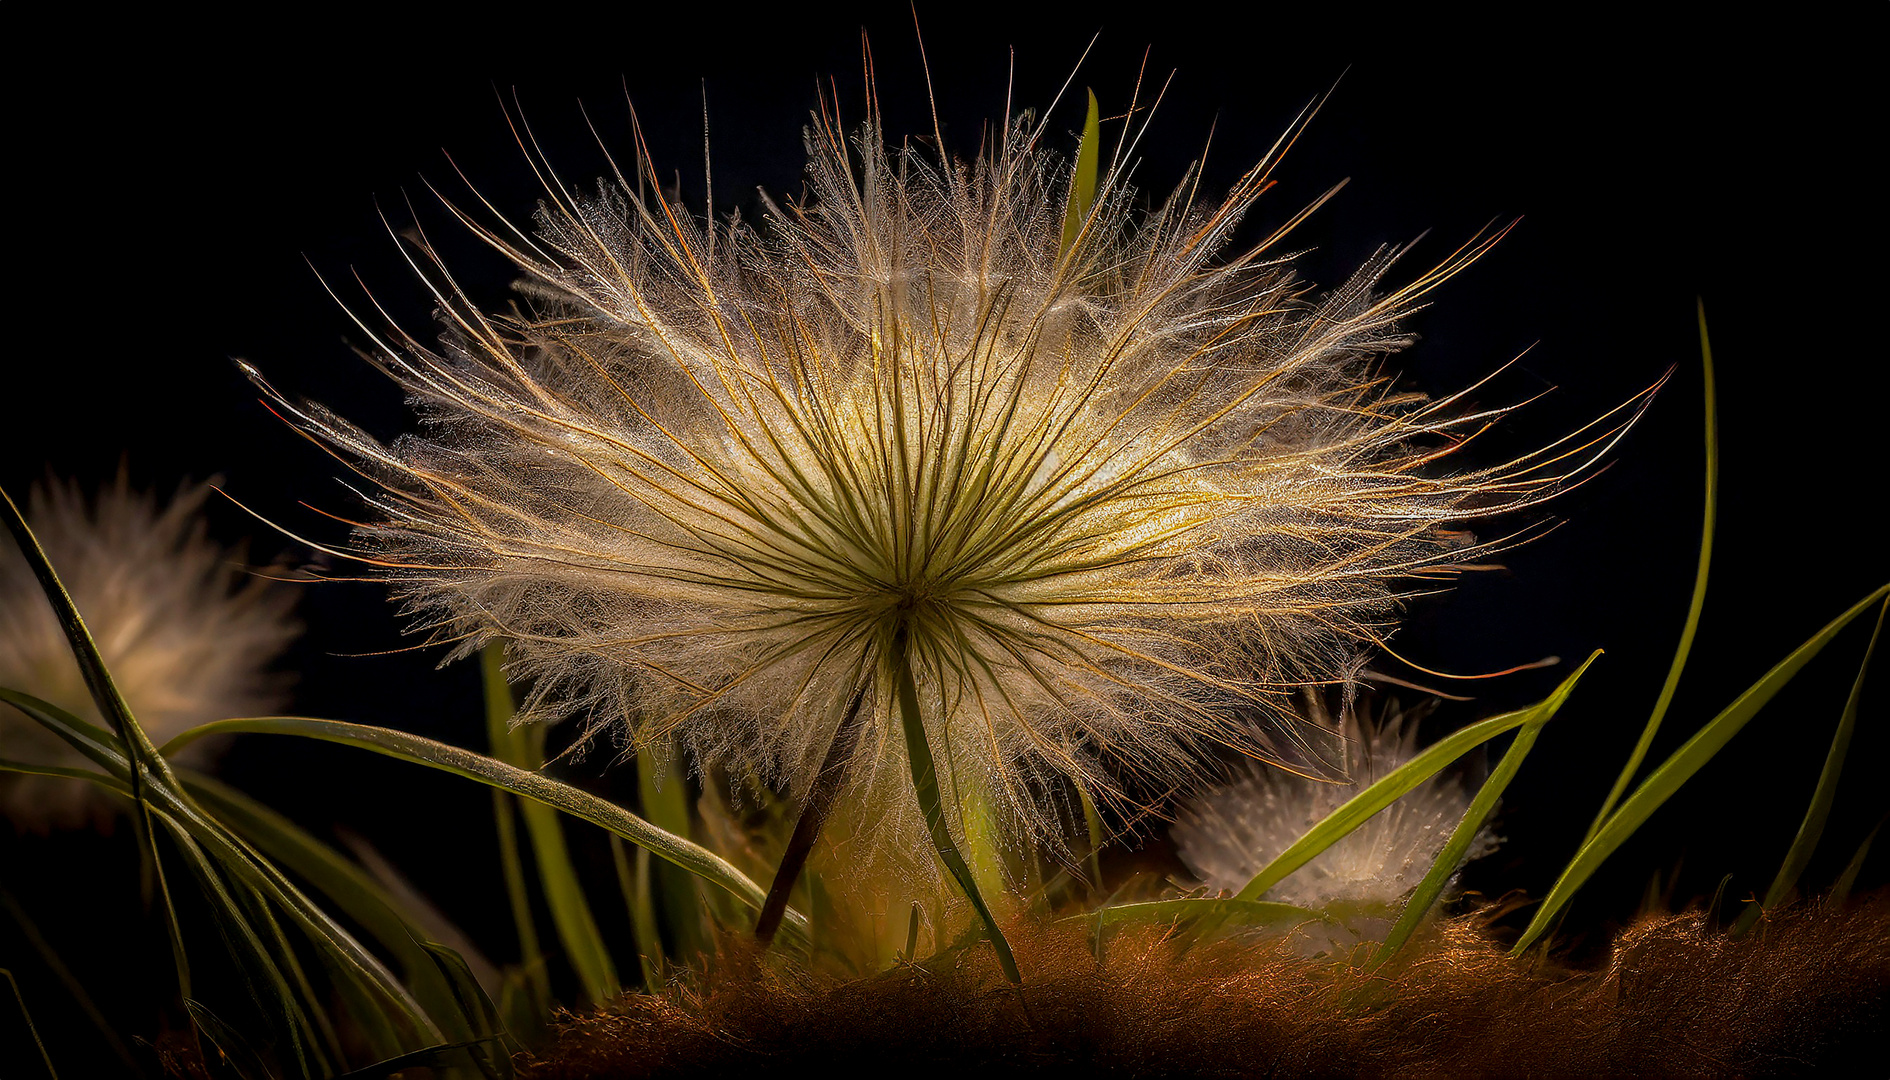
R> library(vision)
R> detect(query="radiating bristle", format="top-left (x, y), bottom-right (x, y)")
top-left (268, 85), bottom-right (1634, 860)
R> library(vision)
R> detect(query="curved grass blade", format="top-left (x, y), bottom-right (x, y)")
top-left (187, 999), bottom-right (274, 1080)
top-left (161, 716), bottom-right (809, 944)
top-left (483, 646), bottom-right (619, 1005)
top-left (0, 485), bottom-right (174, 802)
top-left (1584, 301), bottom-right (1719, 843)
top-left (181, 771), bottom-right (483, 1043)
top-left (1, 968), bottom-right (56, 1080)
top-left (482, 645), bottom-right (551, 1021)
top-left (1735, 597), bottom-right (1886, 933)
top-left (1832, 810), bottom-right (1888, 905)
top-left (1088, 897), bottom-right (1328, 931)
top-left (611, 837), bottom-right (663, 991)
top-left (1, 486), bottom-right (182, 998)
top-left (1237, 653), bottom-right (1601, 903)
top-left (3, 689), bottom-right (441, 1040)
top-left (1366, 660), bottom-right (1578, 969)
top-left (894, 626), bottom-right (1021, 984)
top-left (418, 943), bottom-right (511, 1078)
top-left (331, 1037), bottom-right (509, 1080)
top-left (156, 813), bottom-right (329, 1079)
top-left (1513, 585), bottom-right (1890, 955)
top-left (637, 734), bottom-right (704, 964)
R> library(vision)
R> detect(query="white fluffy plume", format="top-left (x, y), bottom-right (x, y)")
top-left (1171, 697), bottom-right (1501, 909)
top-left (0, 476), bottom-right (299, 828)
top-left (265, 84), bottom-right (1631, 853)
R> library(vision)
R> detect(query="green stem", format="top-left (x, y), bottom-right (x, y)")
top-left (893, 625), bottom-right (1021, 984)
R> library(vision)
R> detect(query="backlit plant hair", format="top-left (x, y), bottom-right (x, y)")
top-left (255, 74), bottom-right (1641, 975)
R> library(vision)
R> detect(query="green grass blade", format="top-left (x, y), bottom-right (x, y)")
top-left (637, 736), bottom-right (705, 964)
top-left (894, 627), bottom-right (1021, 984)
top-left (0, 688), bottom-right (195, 1000)
top-left (3, 690), bottom-right (440, 1037)
top-left (186, 999), bottom-right (275, 1080)
top-left (1057, 90), bottom-right (1101, 259)
top-left (1, 968), bottom-right (56, 1080)
top-left (161, 716), bottom-right (808, 944)
top-left (612, 836), bottom-right (664, 991)
top-left (1736, 598), bottom-right (1886, 933)
top-left (483, 646), bottom-right (619, 1006)
top-left (1832, 810), bottom-right (1887, 905)
top-left (418, 943), bottom-right (512, 1078)
top-left (483, 646), bottom-right (552, 1020)
top-left (1513, 584), bottom-right (1890, 955)
top-left (157, 813), bottom-right (327, 1079)
top-left (331, 1037), bottom-right (510, 1080)
top-left (181, 771), bottom-right (482, 1043)
top-left (1367, 667), bottom-right (1572, 969)
top-left (1585, 302), bottom-right (1719, 843)
top-left (0, 485), bottom-right (174, 798)
top-left (1237, 653), bottom-right (1601, 903)
top-left (1087, 897), bottom-right (1329, 930)
top-left (1074, 777), bottom-right (1106, 898)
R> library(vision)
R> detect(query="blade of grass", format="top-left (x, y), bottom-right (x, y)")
top-left (894, 625), bottom-right (1021, 984)
top-left (1367, 659), bottom-right (1577, 970)
top-left (156, 813), bottom-right (327, 1080)
top-left (483, 645), bottom-right (619, 1005)
top-left (636, 736), bottom-right (704, 963)
top-left (1584, 302), bottom-right (1719, 843)
top-left (160, 715), bottom-right (808, 944)
top-left (1057, 89), bottom-right (1101, 258)
top-left (332, 1038), bottom-right (510, 1080)
top-left (1735, 598), bottom-right (1886, 933)
top-left (1832, 810), bottom-right (1888, 905)
top-left (483, 648), bottom-right (551, 1021)
top-left (1, 969), bottom-right (56, 1080)
top-left (1513, 584), bottom-right (1890, 955)
top-left (1074, 777), bottom-right (1106, 899)
top-left (419, 943), bottom-right (512, 1078)
top-left (186, 999), bottom-right (275, 1080)
top-left (611, 837), bottom-right (663, 991)
top-left (1087, 897), bottom-right (1329, 930)
top-left (180, 771), bottom-right (481, 1043)
top-left (1237, 653), bottom-right (1601, 903)
top-left (3, 690), bottom-right (441, 1038)
top-left (1, 486), bottom-right (183, 1000)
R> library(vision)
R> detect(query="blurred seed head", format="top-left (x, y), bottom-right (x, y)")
top-left (265, 80), bottom-right (1631, 857)
top-left (0, 476), bottom-right (300, 829)
top-left (1171, 696), bottom-right (1500, 913)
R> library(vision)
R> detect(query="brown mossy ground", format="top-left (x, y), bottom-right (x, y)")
top-left (521, 891), bottom-right (1890, 1078)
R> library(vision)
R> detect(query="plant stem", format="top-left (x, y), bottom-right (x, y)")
top-left (893, 624), bottom-right (1022, 984)
top-left (754, 681), bottom-right (872, 946)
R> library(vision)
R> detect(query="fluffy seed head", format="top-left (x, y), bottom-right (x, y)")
top-left (1171, 698), bottom-right (1500, 909)
top-left (0, 477), bottom-right (300, 828)
top-left (272, 85), bottom-right (1615, 853)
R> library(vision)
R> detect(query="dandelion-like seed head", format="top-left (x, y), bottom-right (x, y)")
top-left (1172, 697), bottom-right (1500, 910)
top-left (0, 476), bottom-right (300, 828)
top-left (272, 82), bottom-right (1617, 858)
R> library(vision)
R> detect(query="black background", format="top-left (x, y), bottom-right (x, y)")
top-left (4, 2), bottom-right (1886, 1062)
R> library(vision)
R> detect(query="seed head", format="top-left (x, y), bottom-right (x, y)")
top-left (0, 476), bottom-right (300, 829)
top-left (268, 87), bottom-right (1619, 853)
top-left (1171, 698), bottom-right (1500, 910)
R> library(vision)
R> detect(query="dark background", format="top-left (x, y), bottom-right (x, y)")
top-left (4, 2), bottom-right (1885, 1063)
